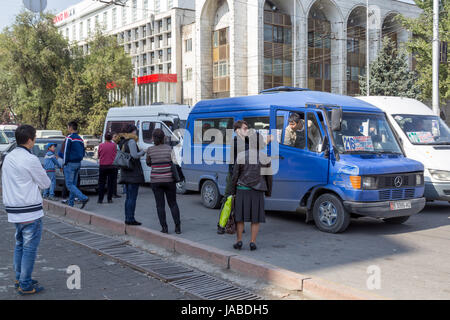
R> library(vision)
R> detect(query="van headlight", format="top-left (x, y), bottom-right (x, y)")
top-left (428, 169), bottom-right (450, 181)
top-left (416, 173), bottom-right (424, 185)
top-left (362, 176), bottom-right (377, 190)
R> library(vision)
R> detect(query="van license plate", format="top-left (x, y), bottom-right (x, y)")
top-left (390, 200), bottom-right (412, 211)
top-left (80, 179), bottom-right (97, 186)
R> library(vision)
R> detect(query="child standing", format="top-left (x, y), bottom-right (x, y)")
top-left (43, 143), bottom-right (61, 200)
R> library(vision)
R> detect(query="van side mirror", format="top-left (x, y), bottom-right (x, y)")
top-left (440, 110), bottom-right (446, 121)
top-left (320, 135), bottom-right (330, 156)
top-left (331, 107), bottom-right (343, 131)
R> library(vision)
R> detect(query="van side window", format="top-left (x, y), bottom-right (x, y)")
top-left (142, 122), bottom-right (156, 144)
top-left (307, 113), bottom-right (324, 153)
top-left (193, 118), bottom-right (234, 144)
top-left (277, 111), bottom-right (306, 149)
top-left (244, 116), bottom-right (270, 142)
top-left (106, 121), bottom-right (135, 135)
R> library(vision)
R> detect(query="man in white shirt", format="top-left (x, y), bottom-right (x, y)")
top-left (2, 125), bottom-right (50, 295)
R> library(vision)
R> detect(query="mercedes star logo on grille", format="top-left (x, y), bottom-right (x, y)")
top-left (394, 176), bottom-right (403, 188)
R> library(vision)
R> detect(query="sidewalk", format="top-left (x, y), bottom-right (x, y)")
top-left (0, 212), bottom-right (196, 300)
top-left (47, 186), bottom-right (450, 300)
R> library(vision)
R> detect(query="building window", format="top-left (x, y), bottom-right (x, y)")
top-left (168, 0), bottom-right (173, 9)
top-left (167, 18), bottom-right (172, 31)
top-left (158, 20), bottom-right (163, 33)
top-left (132, 0), bottom-right (137, 22)
top-left (150, 52), bottom-right (155, 64)
top-left (103, 12), bottom-right (108, 29)
top-left (143, 26), bottom-right (147, 38)
top-left (158, 50), bottom-right (163, 60)
top-left (79, 22), bottom-right (83, 40)
top-left (122, 6), bottom-right (127, 26)
top-left (155, 0), bottom-right (160, 14)
top-left (167, 48), bottom-right (171, 60)
top-left (72, 25), bottom-right (76, 41)
top-left (65, 28), bottom-right (69, 39)
top-left (87, 19), bottom-right (91, 36)
top-left (135, 28), bottom-right (139, 40)
top-left (185, 38), bottom-right (192, 52)
top-left (112, 8), bottom-right (117, 29)
top-left (186, 68), bottom-right (193, 81)
top-left (143, 0), bottom-right (149, 18)
top-left (263, 5), bottom-right (292, 90)
top-left (95, 15), bottom-right (99, 29)
top-left (167, 63), bottom-right (171, 74)
top-left (307, 4), bottom-right (331, 92)
top-left (212, 27), bottom-right (230, 94)
top-left (158, 64), bottom-right (163, 73)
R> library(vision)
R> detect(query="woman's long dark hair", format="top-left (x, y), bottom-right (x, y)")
top-left (152, 128), bottom-right (165, 146)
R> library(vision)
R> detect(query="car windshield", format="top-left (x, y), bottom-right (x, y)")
top-left (333, 112), bottom-right (402, 154)
top-left (83, 135), bottom-right (95, 139)
top-left (392, 114), bottom-right (450, 145)
top-left (0, 132), bottom-right (9, 144)
top-left (3, 131), bottom-right (15, 140)
top-left (32, 141), bottom-right (63, 158)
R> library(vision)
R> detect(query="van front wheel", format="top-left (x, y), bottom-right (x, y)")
top-left (201, 180), bottom-right (221, 209)
top-left (313, 194), bottom-right (351, 233)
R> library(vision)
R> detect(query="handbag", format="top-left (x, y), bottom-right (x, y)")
top-left (171, 162), bottom-right (185, 183)
top-left (113, 142), bottom-right (134, 170)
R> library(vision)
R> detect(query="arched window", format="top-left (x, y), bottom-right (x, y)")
top-left (347, 7), bottom-right (366, 96)
top-left (263, 2), bottom-right (292, 90)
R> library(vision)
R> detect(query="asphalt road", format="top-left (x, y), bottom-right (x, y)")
top-left (77, 185), bottom-right (450, 300)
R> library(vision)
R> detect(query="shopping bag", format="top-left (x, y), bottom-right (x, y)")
top-left (218, 195), bottom-right (233, 228)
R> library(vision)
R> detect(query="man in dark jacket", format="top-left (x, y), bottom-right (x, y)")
top-left (62, 121), bottom-right (89, 208)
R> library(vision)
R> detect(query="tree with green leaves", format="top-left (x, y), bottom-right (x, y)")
top-left (80, 30), bottom-right (133, 135)
top-left (0, 11), bottom-right (71, 129)
top-left (399, 0), bottom-right (449, 105)
top-left (359, 36), bottom-right (420, 98)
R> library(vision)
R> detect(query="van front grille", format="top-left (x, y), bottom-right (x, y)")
top-left (378, 188), bottom-right (416, 201)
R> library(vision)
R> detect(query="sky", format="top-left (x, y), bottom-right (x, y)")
top-left (0, 0), bottom-right (82, 30)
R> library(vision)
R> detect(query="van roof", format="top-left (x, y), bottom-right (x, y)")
top-left (355, 96), bottom-right (434, 116)
top-left (191, 91), bottom-right (380, 114)
top-left (106, 105), bottom-right (192, 119)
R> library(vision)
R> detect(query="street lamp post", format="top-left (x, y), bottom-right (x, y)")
top-left (432, 0), bottom-right (440, 116)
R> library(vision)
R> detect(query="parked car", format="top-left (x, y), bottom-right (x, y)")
top-left (80, 135), bottom-right (100, 150)
top-left (32, 138), bottom-right (99, 196)
top-left (36, 130), bottom-right (64, 138)
top-left (0, 131), bottom-right (14, 153)
top-left (0, 140), bottom-right (17, 169)
top-left (181, 87), bottom-right (426, 233)
top-left (357, 96), bottom-right (450, 203)
top-left (2, 130), bottom-right (16, 142)
top-left (0, 124), bottom-right (18, 131)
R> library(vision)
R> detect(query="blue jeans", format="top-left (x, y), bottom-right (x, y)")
top-left (14, 218), bottom-right (42, 290)
top-left (43, 171), bottom-right (56, 197)
top-left (63, 162), bottom-right (88, 207)
top-left (125, 183), bottom-right (139, 223)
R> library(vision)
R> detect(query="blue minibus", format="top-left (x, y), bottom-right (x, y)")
top-left (181, 88), bottom-right (426, 233)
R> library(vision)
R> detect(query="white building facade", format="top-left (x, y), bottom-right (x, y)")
top-left (56, 0), bottom-right (421, 106)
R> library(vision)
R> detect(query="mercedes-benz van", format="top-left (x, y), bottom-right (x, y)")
top-left (181, 88), bottom-right (426, 233)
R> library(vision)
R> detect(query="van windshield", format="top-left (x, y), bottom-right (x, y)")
top-left (392, 114), bottom-right (450, 145)
top-left (333, 112), bottom-right (402, 154)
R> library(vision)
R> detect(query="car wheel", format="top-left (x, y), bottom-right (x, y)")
top-left (383, 216), bottom-right (410, 224)
top-left (313, 193), bottom-right (351, 233)
top-left (201, 180), bottom-right (221, 209)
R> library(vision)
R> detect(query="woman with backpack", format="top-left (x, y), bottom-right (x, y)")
top-left (114, 124), bottom-right (146, 225)
top-left (146, 129), bottom-right (181, 234)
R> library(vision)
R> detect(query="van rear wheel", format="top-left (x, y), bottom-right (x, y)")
top-left (313, 193), bottom-right (351, 233)
top-left (201, 180), bottom-right (221, 209)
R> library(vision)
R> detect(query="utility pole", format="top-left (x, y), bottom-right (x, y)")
top-left (366, 0), bottom-right (370, 96)
top-left (432, 0), bottom-right (440, 116)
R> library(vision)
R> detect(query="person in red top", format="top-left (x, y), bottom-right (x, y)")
top-left (97, 132), bottom-right (117, 204)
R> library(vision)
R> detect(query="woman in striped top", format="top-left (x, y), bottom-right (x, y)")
top-left (146, 129), bottom-right (181, 234)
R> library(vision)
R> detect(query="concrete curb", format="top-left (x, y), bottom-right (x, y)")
top-left (43, 199), bottom-right (386, 300)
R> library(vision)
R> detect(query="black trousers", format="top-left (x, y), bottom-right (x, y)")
top-left (98, 166), bottom-right (116, 202)
top-left (151, 182), bottom-right (181, 228)
top-left (112, 168), bottom-right (119, 196)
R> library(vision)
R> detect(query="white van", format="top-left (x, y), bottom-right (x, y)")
top-left (356, 96), bottom-right (450, 203)
top-left (102, 104), bottom-right (191, 189)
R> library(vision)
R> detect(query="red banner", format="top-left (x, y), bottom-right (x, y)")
top-left (133, 74), bottom-right (178, 85)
